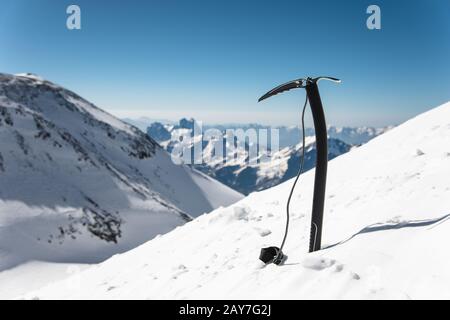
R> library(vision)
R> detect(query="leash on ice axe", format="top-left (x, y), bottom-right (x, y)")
top-left (257, 76), bottom-right (341, 265)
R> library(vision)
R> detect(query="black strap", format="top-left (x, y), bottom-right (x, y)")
top-left (259, 94), bottom-right (308, 265)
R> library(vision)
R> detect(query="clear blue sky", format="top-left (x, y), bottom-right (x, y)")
top-left (0, 0), bottom-right (449, 126)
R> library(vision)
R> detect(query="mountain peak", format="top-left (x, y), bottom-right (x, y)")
top-left (15, 73), bottom-right (45, 82)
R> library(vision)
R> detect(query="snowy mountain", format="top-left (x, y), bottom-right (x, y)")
top-left (274, 125), bottom-right (390, 147)
top-left (148, 119), bottom-right (352, 194)
top-left (25, 101), bottom-right (450, 299)
top-left (196, 137), bottom-right (352, 194)
top-left (0, 73), bottom-right (242, 272)
top-left (327, 126), bottom-right (392, 146)
top-left (122, 117), bottom-right (174, 132)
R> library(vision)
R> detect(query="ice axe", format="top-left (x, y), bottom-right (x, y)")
top-left (258, 76), bottom-right (340, 265)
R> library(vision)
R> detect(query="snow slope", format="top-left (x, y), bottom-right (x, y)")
top-left (0, 261), bottom-right (90, 299)
top-left (327, 126), bottom-right (391, 146)
top-left (21, 101), bottom-right (450, 300)
top-left (0, 73), bottom-right (242, 271)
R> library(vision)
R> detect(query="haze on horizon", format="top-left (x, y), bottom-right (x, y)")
top-left (0, 0), bottom-right (448, 127)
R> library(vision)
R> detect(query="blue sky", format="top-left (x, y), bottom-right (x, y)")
top-left (0, 0), bottom-right (449, 126)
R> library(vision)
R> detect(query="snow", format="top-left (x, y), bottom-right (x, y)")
top-left (20, 101), bottom-right (450, 299)
top-left (0, 73), bottom-right (242, 294)
top-left (256, 136), bottom-right (317, 181)
top-left (15, 73), bottom-right (45, 82)
top-left (0, 261), bottom-right (90, 299)
top-left (188, 169), bottom-right (243, 209)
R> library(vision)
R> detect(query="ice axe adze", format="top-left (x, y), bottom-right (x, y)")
top-left (258, 76), bottom-right (340, 265)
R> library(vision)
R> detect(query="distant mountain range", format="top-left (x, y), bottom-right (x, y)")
top-left (122, 117), bottom-right (175, 132)
top-left (145, 118), bottom-right (390, 194)
top-left (124, 117), bottom-right (391, 147)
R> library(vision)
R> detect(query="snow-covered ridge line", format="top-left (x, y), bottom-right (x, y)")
top-left (13, 73), bottom-right (138, 136)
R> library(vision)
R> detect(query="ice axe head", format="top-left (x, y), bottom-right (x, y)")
top-left (258, 76), bottom-right (341, 102)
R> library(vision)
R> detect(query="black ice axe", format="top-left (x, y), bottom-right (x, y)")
top-left (258, 76), bottom-right (340, 265)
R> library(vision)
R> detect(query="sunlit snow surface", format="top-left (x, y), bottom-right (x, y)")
top-left (20, 101), bottom-right (450, 300)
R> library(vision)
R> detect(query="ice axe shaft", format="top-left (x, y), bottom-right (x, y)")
top-left (305, 82), bottom-right (327, 252)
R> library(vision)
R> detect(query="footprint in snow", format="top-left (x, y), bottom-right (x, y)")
top-left (351, 272), bottom-right (361, 280)
top-left (256, 228), bottom-right (271, 237)
top-left (334, 264), bottom-right (344, 272)
top-left (301, 257), bottom-right (336, 271)
top-left (233, 206), bottom-right (250, 221)
top-left (302, 258), bottom-right (360, 280)
top-left (416, 149), bottom-right (425, 156)
top-left (171, 264), bottom-right (189, 279)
